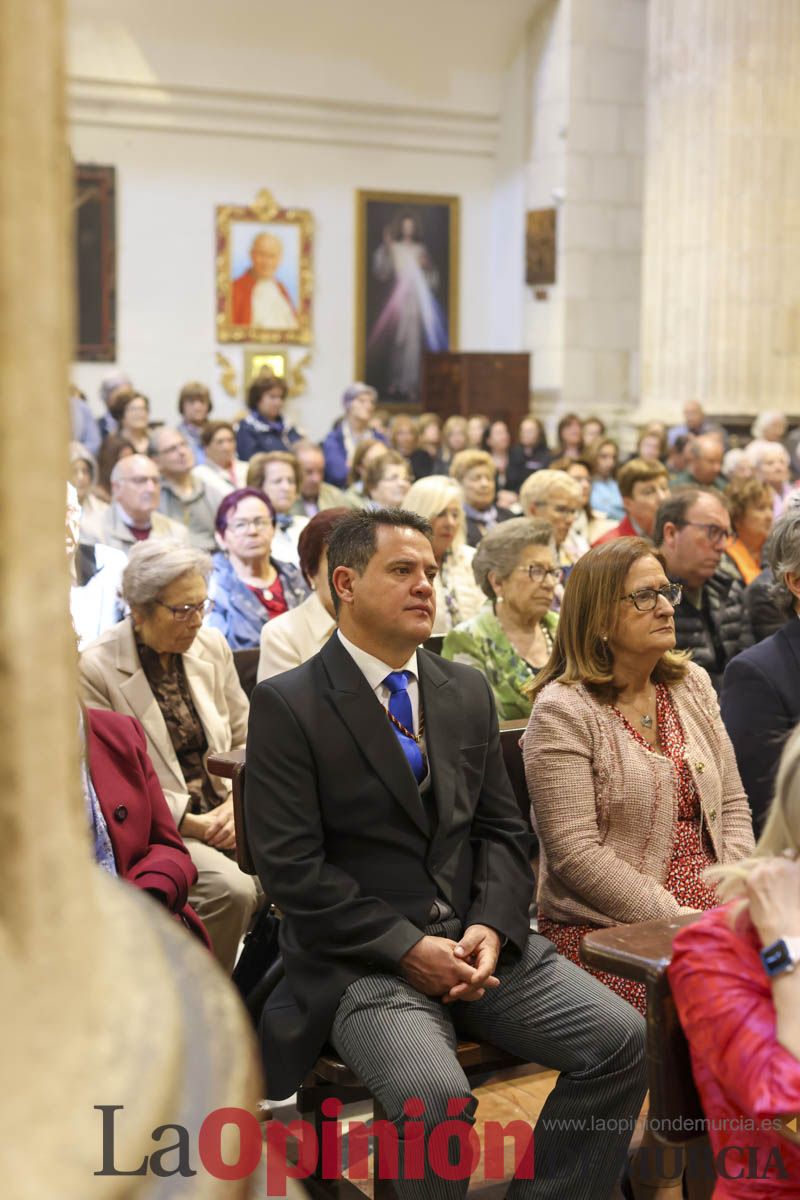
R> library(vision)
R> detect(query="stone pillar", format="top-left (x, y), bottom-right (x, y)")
top-left (0, 2), bottom-right (258, 1193)
top-left (640, 0), bottom-right (800, 422)
top-left (525, 0), bottom-right (647, 432)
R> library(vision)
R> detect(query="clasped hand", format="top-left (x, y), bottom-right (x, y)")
top-left (400, 924), bottom-right (502, 1004)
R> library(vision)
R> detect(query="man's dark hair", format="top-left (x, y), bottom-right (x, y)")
top-left (653, 486), bottom-right (728, 547)
top-left (327, 508), bottom-right (433, 615)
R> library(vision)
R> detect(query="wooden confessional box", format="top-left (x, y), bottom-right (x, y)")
top-left (421, 352), bottom-right (531, 429)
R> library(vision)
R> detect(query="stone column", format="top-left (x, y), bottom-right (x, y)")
top-left (0, 2), bottom-right (258, 1193)
top-left (640, 0), bottom-right (800, 422)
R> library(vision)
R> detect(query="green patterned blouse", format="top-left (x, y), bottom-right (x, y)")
top-left (441, 604), bottom-right (559, 720)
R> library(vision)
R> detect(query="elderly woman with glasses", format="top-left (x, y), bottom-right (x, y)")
top-left (78, 538), bottom-right (262, 972)
top-left (207, 487), bottom-right (308, 651)
top-left (523, 537), bottom-right (754, 1017)
top-left (519, 468), bottom-right (588, 567)
top-left (442, 518), bottom-right (560, 719)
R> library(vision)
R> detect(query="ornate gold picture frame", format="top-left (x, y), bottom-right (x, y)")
top-left (216, 189), bottom-right (313, 345)
top-left (355, 189), bottom-right (459, 407)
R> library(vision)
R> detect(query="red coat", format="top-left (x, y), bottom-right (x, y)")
top-left (86, 708), bottom-right (209, 947)
top-left (231, 270), bottom-right (297, 326)
top-left (669, 904), bottom-right (800, 1196)
top-left (591, 513), bottom-right (640, 546)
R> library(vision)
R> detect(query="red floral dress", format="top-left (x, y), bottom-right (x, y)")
top-left (538, 684), bottom-right (718, 1013)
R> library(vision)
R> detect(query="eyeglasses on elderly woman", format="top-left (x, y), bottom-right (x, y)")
top-left (155, 598), bottom-right (215, 622)
top-left (515, 564), bottom-right (564, 584)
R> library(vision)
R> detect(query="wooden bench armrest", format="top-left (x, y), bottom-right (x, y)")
top-left (579, 913), bottom-right (703, 984)
top-left (207, 749), bottom-right (246, 780)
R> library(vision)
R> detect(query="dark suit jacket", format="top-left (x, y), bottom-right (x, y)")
top-left (86, 708), bottom-right (208, 945)
top-left (244, 634), bottom-right (534, 1099)
top-left (720, 618), bottom-right (800, 832)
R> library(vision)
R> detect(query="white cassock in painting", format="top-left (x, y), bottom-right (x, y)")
top-left (368, 215), bottom-right (448, 402)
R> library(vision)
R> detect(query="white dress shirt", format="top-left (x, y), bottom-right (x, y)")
top-left (337, 629), bottom-right (429, 788)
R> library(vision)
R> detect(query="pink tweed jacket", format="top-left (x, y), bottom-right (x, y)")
top-left (522, 662), bottom-right (755, 927)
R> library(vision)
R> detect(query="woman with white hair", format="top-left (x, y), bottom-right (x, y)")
top-left (744, 439), bottom-right (792, 519)
top-left (750, 410), bottom-right (788, 443)
top-left (519, 468), bottom-right (588, 567)
top-left (442, 517), bottom-right (560, 719)
top-left (402, 475), bottom-right (484, 634)
top-left (78, 538), bottom-right (261, 972)
top-left (322, 382), bottom-right (385, 488)
top-left (668, 726), bottom-right (800, 1193)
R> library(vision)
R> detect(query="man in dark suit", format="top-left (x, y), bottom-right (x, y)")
top-left (721, 511), bottom-right (800, 832)
top-left (245, 508), bottom-right (646, 1199)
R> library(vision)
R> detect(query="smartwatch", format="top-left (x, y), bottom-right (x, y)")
top-left (760, 937), bottom-right (800, 978)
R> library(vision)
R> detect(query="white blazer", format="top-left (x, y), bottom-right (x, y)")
top-left (79, 618), bottom-right (249, 824)
top-left (257, 590), bottom-right (336, 681)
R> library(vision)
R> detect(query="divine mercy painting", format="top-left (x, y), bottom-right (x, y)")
top-left (355, 190), bottom-right (459, 407)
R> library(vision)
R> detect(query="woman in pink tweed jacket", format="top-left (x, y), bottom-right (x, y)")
top-left (522, 537), bottom-right (755, 1014)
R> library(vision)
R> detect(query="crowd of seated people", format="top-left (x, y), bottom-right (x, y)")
top-left (68, 373), bottom-right (800, 1196)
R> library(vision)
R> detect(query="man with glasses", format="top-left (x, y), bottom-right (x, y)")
top-left (153, 427), bottom-right (227, 553)
top-left (81, 453), bottom-right (189, 556)
top-left (655, 488), bottom-right (744, 691)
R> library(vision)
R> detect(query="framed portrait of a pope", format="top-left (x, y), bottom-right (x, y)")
top-left (216, 189), bottom-right (313, 345)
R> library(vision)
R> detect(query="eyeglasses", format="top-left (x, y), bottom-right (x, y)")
top-left (620, 583), bottom-right (682, 612)
top-left (674, 521), bottom-right (732, 546)
top-left (158, 443), bottom-right (188, 455)
top-left (517, 564), bottom-right (564, 584)
top-left (227, 518), bottom-right (273, 533)
top-left (156, 598), bottom-right (214, 622)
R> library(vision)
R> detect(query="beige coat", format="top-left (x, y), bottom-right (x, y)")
top-left (522, 662), bottom-right (755, 927)
top-left (257, 589), bottom-right (336, 681)
top-left (79, 618), bottom-right (249, 825)
top-left (81, 503), bottom-right (189, 555)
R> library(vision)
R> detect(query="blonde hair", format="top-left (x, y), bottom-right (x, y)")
top-left (526, 538), bottom-right (689, 704)
top-left (519, 468), bottom-right (582, 513)
top-left (449, 449), bottom-right (495, 482)
top-left (403, 475), bottom-right (466, 552)
top-left (246, 450), bottom-right (301, 490)
top-left (706, 724), bottom-right (800, 906)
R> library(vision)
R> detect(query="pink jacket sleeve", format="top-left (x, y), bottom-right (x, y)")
top-left (669, 908), bottom-right (800, 1120)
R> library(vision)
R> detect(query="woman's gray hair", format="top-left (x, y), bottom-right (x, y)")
top-left (743, 438), bottom-right (789, 471)
top-left (472, 517), bottom-right (556, 601)
top-left (750, 410), bottom-right (787, 440)
top-left (766, 510), bottom-right (800, 617)
top-left (121, 539), bottom-right (212, 609)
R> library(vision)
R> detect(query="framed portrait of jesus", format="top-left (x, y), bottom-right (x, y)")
top-left (355, 190), bottom-right (459, 408)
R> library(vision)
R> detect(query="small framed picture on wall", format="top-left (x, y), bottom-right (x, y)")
top-left (355, 189), bottom-right (459, 408)
top-left (216, 189), bottom-right (313, 345)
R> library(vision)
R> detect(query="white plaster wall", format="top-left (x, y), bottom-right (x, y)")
top-left (69, 123), bottom-right (497, 439)
top-left (67, 0), bottom-right (541, 438)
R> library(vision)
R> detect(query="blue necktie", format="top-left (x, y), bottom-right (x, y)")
top-left (383, 671), bottom-right (426, 785)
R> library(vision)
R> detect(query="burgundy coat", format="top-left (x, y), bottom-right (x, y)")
top-left (86, 707), bottom-right (209, 947)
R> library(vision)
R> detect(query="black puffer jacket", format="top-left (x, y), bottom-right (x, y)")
top-left (669, 571), bottom-right (744, 692)
top-left (739, 567), bottom-right (786, 647)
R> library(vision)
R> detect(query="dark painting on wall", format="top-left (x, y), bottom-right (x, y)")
top-left (75, 163), bottom-right (116, 361)
top-left (355, 189), bottom-right (459, 409)
top-left (525, 207), bottom-right (557, 287)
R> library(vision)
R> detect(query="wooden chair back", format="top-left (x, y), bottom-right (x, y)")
top-left (499, 719), bottom-right (533, 834)
top-left (232, 648), bottom-right (260, 699)
top-left (581, 916), bottom-right (705, 1145)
